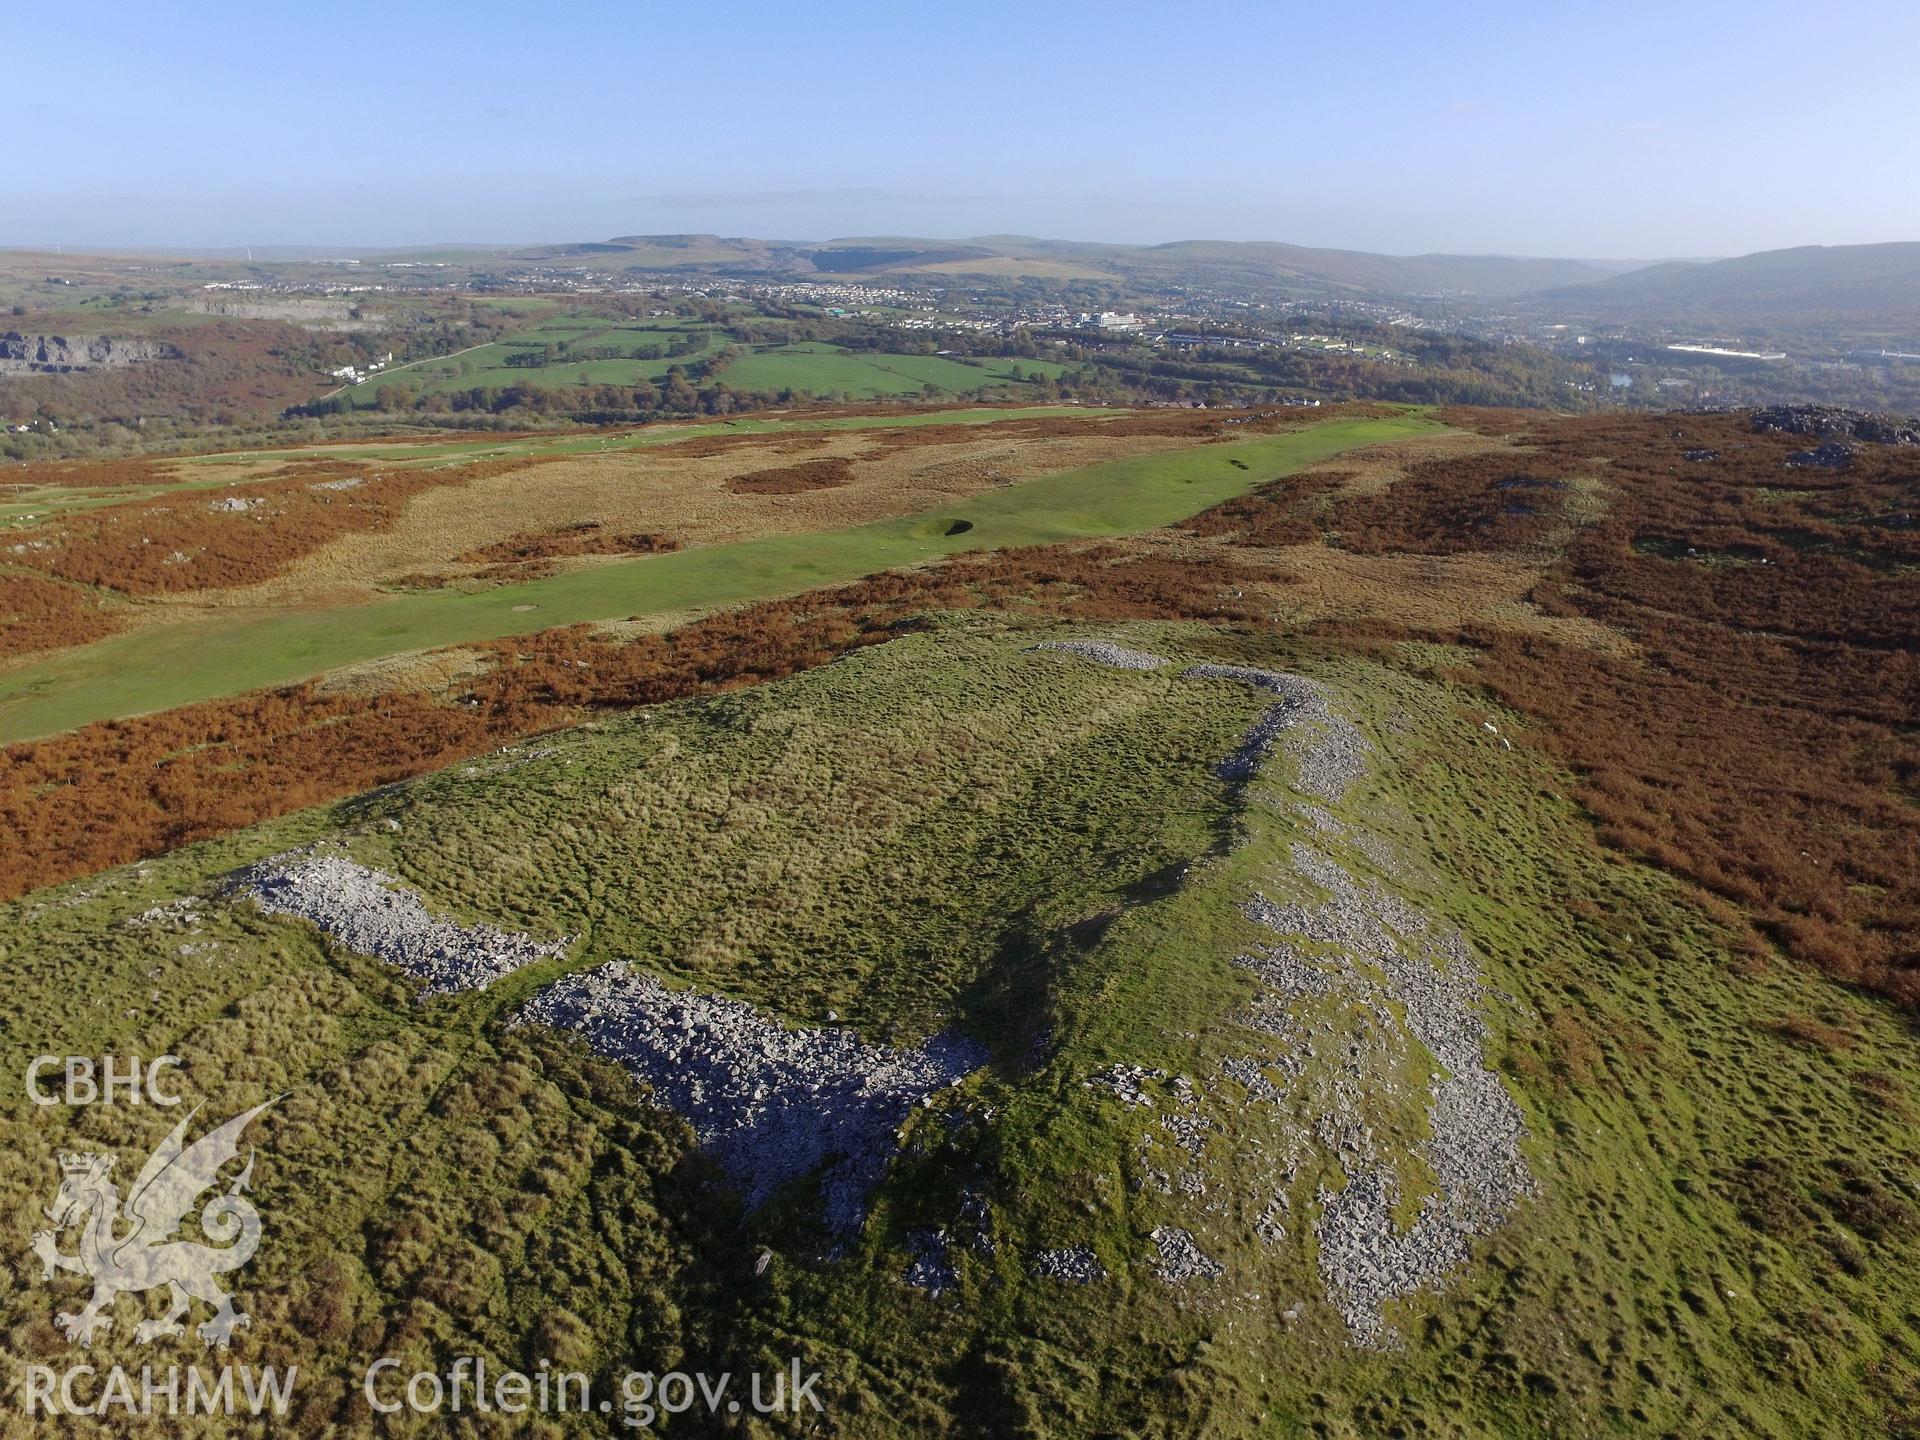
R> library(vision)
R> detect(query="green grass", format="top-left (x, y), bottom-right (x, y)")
top-left (1, 406), bottom-right (1126, 525)
top-left (0, 622), bottom-right (1267, 1436)
top-left (465, 294), bottom-right (566, 313)
top-left (6, 621), bottom-right (1919, 1435)
top-left (197, 402), bottom-right (1120, 468)
top-left (337, 322), bottom-right (715, 403)
top-left (0, 414), bottom-right (1436, 742)
top-left (715, 343), bottom-right (1068, 398)
top-left (328, 308), bottom-right (1074, 407)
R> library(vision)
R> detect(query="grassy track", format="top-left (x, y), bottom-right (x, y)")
top-left (0, 415), bottom-right (1436, 740)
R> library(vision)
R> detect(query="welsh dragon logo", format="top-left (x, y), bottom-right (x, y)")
top-left (31, 1100), bottom-right (274, 1349)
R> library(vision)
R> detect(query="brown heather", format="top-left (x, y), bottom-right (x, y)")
top-left (5, 453), bottom-right (571, 599)
top-left (3, 407), bottom-right (1915, 1017)
top-left (0, 574), bottom-right (123, 658)
top-left (725, 457), bottom-right (855, 493)
top-left (457, 522), bottom-right (680, 565)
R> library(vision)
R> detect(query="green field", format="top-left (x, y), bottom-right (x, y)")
top-left (337, 320), bottom-right (717, 404)
top-left (0, 414), bottom-right (1437, 741)
top-left (335, 312), bottom-right (1074, 407)
top-left (6, 622), bottom-right (1918, 1434)
top-left (714, 342), bottom-right (1069, 398)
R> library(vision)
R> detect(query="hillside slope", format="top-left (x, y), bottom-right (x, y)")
top-left (8, 621), bottom-right (1920, 1436)
top-left (1532, 241), bottom-right (1920, 335)
top-left (548, 232), bottom-right (1625, 298)
top-left (1102, 240), bottom-right (1616, 298)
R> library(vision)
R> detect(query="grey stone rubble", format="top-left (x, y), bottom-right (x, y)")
top-left (1151, 1227), bottom-right (1224, 1284)
top-left (958, 1187), bottom-right (998, 1256)
top-left (1026, 640), bottom-right (1170, 670)
top-left (903, 1229), bottom-right (958, 1296)
top-left (518, 962), bottom-right (986, 1233)
top-left (456, 744), bottom-right (562, 780)
top-left (208, 495), bottom-right (267, 512)
top-left (1135, 1077), bottom-right (1214, 1202)
top-left (1084, 1061), bottom-right (1167, 1108)
top-left (123, 898), bottom-right (230, 965)
top-left (1159, 1108), bottom-right (1210, 1156)
top-left (1101, 667), bottom-right (1534, 1343)
top-left (1181, 666), bottom-right (1372, 799)
top-left (1030, 1245), bottom-right (1106, 1285)
top-left (1257, 1189), bottom-right (1292, 1247)
top-left (1222, 1052), bottom-right (1294, 1102)
top-left (229, 850), bottom-right (570, 995)
top-left (1785, 440), bottom-right (1855, 470)
top-left (1243, 842), bottom-right (1533, 1346)
top-left (127, 897), bottom-right (208, 931)
top-left (1750, 403), bottom-right (1919, 446)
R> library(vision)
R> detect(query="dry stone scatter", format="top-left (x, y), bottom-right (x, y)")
top-left (1084, 1061), bottom-right (1167, 1107)
top-left (903, 1229), bottom-right (959, 1296)
top-left (1117, 666), bottom-right (1535, 1343)
top-left (1030, 1245), bottom-right (1106, 1285)
top-left (1240, 843), bottom-right (1534, 1344)
top-left (1181, 666), bottom-right (1372, 799)
top-left (127, 897), bottom-right (208, 931)
top-left (1151, 1226), bottom-right (1224, 1284)
top-left (1750, 403), bottom-right (1919, 446)
top-left (1027, 640), bottom-right (1170, 670)
top-left (1785, 440), bottom-right (1855, 470)
top-left (231, 850), bottom-right (570, 994)
top-left (519, 962), bottom-right (986, 1232)
top-left (958, 1186), bottom-right (998, 1256)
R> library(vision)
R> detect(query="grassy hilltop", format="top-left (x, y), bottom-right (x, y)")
top-left (5, 622), bottom-right (1920, 1436)
top-left (2, 396), bottom-right (1916, 1436)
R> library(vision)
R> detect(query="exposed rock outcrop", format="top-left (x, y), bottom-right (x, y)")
top-left (0, 331), bottom-right (175, 374)
top-left (1752, 404), bottom-right (1919, 446)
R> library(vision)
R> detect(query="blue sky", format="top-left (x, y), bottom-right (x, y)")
top-left (10, 0), bottom-right (1917, 257)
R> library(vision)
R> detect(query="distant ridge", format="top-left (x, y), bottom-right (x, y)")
top-left (519, 232), bottom-right (1632, 299)
top-left (1533, 242), bottom-right (1920, 329)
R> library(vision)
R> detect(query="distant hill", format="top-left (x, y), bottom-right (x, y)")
top-left (1532, 242), bottom-right (1920, 336)
top-left (517, 234), bottom-right (788, 268)
top-left (497, 233), bottom-right (1920, 339)
top-left (1099, 240), bottom-right (1617, 299)
top-left (542, 232), bottom-right (1629, 299)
